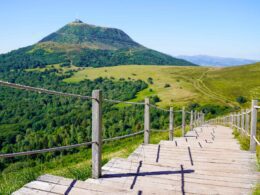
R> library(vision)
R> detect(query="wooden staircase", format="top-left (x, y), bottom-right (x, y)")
top-left (13, 125), bottom-right (260, 195)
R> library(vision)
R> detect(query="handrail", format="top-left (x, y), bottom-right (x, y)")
top-left (0, 79), bottom-right (204, 178)
top-left (253, 136), bottom-right (260, 145)
top-left (0, 131), bottom-right (145, 158)
top-left (207, 99), bottom-right (259, 152)
top-left (102, 130), bottom-right (144, 142)
top-left (0, 141), bottom-right (93, 158)
top-left (0, 80), bottom-right (94, 100)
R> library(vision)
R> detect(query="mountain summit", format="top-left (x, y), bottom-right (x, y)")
top-left (0, 20), bottom-right (195, 69)
top-left (39, 20), bottom-right (142, 50)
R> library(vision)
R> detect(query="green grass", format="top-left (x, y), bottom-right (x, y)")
top-left (253, 184), bottom-right (260, 195)
top-left (62, 63), bottom-right (260, 108)
top-left (232, 128), bottom-right (250, 150)
top-left (0, 129), bottom-right (182, 194)
top-left (63, 65), bottom-right (212, 107)
top-left (203, 63), bottom-right (260, 108)
top-left (232, 128), bottom-right (260, 194)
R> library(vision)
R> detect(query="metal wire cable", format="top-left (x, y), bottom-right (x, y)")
top-left (240, 128), bottom-right (251, 137)
top-left (0, 80), bottom-right (94, 100)
top-left (246, 110), bottom-right (252, 114)
top-left (0, 80), bottom-right (168, 110)
top-left (0, 141), bottom-right (94, 158)
top-left (103, 98), bottom-right (145, 105)
top-left (151, 129), bottom-right (169, 132)
top-left (102, 130), bottom-right (144, 142)
top-left (0, 130), bottom-right (145, 158)
top-left (149, 104), bottom-right (169, 112)
top-left (253, 136), bottom-right (260, 145)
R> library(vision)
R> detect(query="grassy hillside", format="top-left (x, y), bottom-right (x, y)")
top-left (64, 65), bottom-right (210, 106)
top-left (63, 63), bottom-right (260, 107)
top-left (203, 63), bottom-right (260, 102)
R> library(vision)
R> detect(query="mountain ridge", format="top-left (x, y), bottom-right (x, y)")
top-left (178, 55), bottom-right (258, 66)
top-left (0, 20), bottom-right (195, 69)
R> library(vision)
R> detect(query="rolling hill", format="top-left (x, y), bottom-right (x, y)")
top-left (61, 62), bottom-right (260, 107)
top-left (0, 20), bottom-right (194, 70)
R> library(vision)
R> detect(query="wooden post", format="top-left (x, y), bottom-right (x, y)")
top-left (237, 112), bottom-right (240, 132)
top-left (169, 107), bottom-right (174, 141)
top-left (230, 114), bottom-right (233, 128)
top-left (201, 112), bottom-right (203, 126)
top-left (233, 113), bottom-right (236, 129)
top-left (194, 110), bottom-right (197, 127)
top-left (250, 100), bottom-right (258, 151)
top-left (241, 109), bottom-right (245, 134)
top-left (245, 109), bottom-right (250, 133)
top-left (144, 98), bottom-right (150, 144)
top-left (182, 107), bottom-right (185, 136)
top-left (92, 90), bottom-right (102, 179)
top-left (190, 110), bottom-right (193, 131)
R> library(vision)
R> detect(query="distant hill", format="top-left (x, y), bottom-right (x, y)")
top-left (178, 55), bottom-right (258, 66)
top-left (0, 20), bottom-right (195, 70)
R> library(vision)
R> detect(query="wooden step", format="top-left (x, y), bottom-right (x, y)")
top-left (13, 125), bottom-right (259, 195)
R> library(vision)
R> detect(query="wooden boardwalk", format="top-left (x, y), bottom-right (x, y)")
top-left (14, 125), bottom-right (259, 195)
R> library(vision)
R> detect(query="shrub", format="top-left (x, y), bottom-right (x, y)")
top-left (150, 95), bottom-right (160, 103)
top-left (147, 77), bottom-right (153, 84)
top-left (236, 96), bottom-right (247, 104)
top-left (164, 83), bottom-right (171, 88)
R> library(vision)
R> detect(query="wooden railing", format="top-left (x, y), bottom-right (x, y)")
top-left (207, 99), bottom-right (260, 152)
top-left (0, 80), bottom-right (205, 179)
top-left (91, 90), bottom-right (204, 178)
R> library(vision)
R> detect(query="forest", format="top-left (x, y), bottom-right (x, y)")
top-left (0, 62), bottom-right (232, 173)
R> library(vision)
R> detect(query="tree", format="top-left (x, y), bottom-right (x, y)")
top-left (236, 96), bottom-right (247, 104)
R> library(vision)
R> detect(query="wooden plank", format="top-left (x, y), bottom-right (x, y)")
top-left (13, 125), bottom-right (259, 195)
top-left (12, 187), bottom-right (55, 195)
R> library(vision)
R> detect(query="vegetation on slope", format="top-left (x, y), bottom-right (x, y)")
top-left (0, 20), bottom-right (195, 70)
top-left (203, 62), bottom-right (260, 106)
top-left (63, 63), bottom-right (260, 108)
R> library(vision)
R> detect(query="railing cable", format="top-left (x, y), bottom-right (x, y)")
top-left (0, 80), bottom-right (94, 100)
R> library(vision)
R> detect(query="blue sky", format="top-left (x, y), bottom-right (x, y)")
top-left (1, 0), bottom-right (260, 59)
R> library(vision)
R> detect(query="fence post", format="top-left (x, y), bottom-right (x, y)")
top-left (237, 112), bottom-right (240, 132)
top-left (250, 100), bottom-right (258, 151)
top-left (245, 109), bottom-right (250, 133)
top-left (169, 107), bottom-right (174, 141)
top-left (241, 109), bottom-right (245, 134)
top-left (144, 98), bottom-right (150, 144)
top-left (194, 110), bottom-right (197, 127)
top-left (230, 114), bottom-right (233, 128)
top-left (233, 113), bottom-right (236, 129)
top-left (182, 107), bottom-right (186, 136)
top-left (92, 90), bottom-right (102, 179)
top-left (190, 110), bottom-right (193, 131)
top-left (201, 112), bottom-right (203, 125)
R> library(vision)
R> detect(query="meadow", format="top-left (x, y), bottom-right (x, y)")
top-left (62, 63), bottom-right (260, 107)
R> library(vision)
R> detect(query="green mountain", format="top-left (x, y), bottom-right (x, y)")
top-left (39, 19), bottom-right (142, 49)
top-left (0, 20), bottom-right (195, 69)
